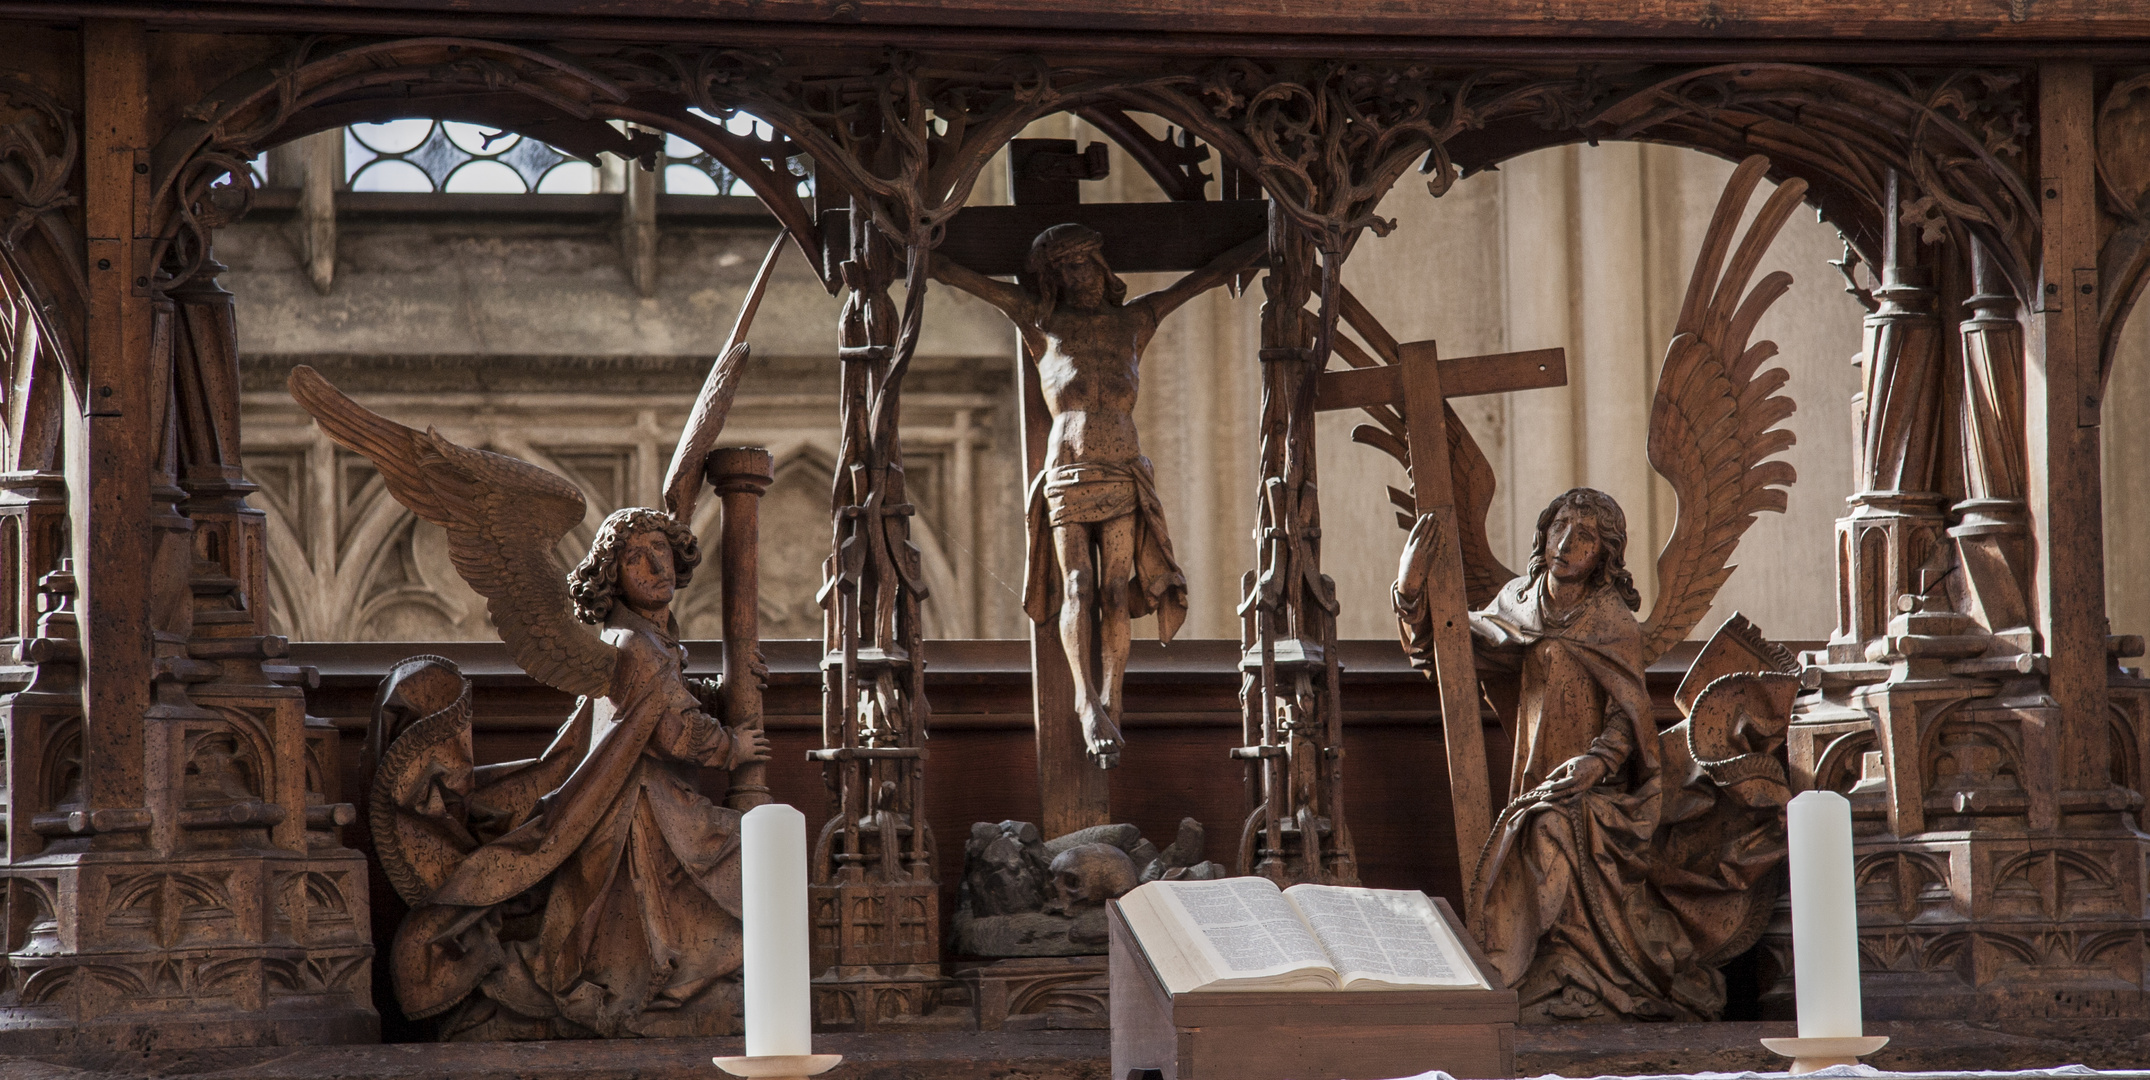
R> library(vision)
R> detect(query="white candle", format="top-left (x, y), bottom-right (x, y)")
top-left (1788, 790), bottom-right (1863, 1038)
top-left (742, 803), bottom-right (812, 1057)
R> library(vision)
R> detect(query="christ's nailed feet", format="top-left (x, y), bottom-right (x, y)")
top-left (1082, 704), bottom-right (1122, 770)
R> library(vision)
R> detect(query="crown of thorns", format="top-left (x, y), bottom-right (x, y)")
top-left (1028, 224), bottom-right (1106, 273)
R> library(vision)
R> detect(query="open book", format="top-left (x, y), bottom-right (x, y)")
top-left (1115, 877), bottom-right (1489, 993)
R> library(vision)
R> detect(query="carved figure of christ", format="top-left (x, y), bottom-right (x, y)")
top-left (932, 226), bottom-right (1265, 768)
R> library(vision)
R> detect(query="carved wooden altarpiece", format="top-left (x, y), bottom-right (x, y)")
top-left (0, 0), bottom-right (2149, 1047)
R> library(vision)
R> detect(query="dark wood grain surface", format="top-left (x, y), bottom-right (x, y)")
top-left (26, 0), bottom-right (2150, 44)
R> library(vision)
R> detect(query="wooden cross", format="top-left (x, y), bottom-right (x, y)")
top-left (935, 137), bottom-right (1268, 838)
top-left (1314, 338), bottom-right (1567, 883)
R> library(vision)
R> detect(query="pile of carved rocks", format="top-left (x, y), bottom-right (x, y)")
top-left (954, 817), bottom-right (1227, 957)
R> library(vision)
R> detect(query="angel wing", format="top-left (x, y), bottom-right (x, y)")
top-left (1446, 403), bottom-right (1514, 608)
top-left (1639, 155), bottom-right (1805, 665)
top-left (288, 365), bottom-right (619, 699)
top-left (1335, 287), bottom-right (1514, 610)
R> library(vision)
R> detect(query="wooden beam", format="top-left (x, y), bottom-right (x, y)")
top-left (2028, 61), bottom-right (2110, 785)
top-left (1394, 341), bottom-right (1493, 897)
top-left (78, 18), bottom-right (155, 827)
top-left (1314, 348), bottom-right (1564, 412)
top-left (29, 0), bottom-right (2150, 48)
top-left (936, 201), bottom-right (1266, 277)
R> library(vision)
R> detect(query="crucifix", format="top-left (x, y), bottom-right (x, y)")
top-left (935, 136), bottom-right (1268, 838)
top-left (1313, 326), bottom-right (1567, 884)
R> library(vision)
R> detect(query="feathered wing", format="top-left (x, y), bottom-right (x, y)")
top-left (1447, 402), bottom-right (1515, 608)
top-left (1335, 286), bottom-right (1515, 609)
top-left (1640, 155), bottom-right (1804, 665)
top-left (288, 365), bottom-right (618, 699)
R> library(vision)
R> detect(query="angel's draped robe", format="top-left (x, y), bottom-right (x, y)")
top-left (393, 606), bottom-right (746, 1038)
top-left (1467, 575), bottom-right (1785, 1022)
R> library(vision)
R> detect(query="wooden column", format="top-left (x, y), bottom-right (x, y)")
top-left (1952, 240), bottom-right (2033, 644)
top-left (808, 197), bottom-right (941, 1029)
top-left (710, 445), bottom-right (775, 811)
top-left (1236, 207), bottom-right (1356, 887)
top-left (76, 19), bottom-right (155, 840)
top-left (1828, 168), bottom-right (1950, 665)
top-left (2028, 61), bottom-right (2111, 779)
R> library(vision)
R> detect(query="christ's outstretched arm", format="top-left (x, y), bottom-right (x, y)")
top-left (1135, 234), bottom-right (1267, 322)
top-left (928, 252), bottom-right (1031, 321)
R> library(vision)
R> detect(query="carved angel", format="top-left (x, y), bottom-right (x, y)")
top-left (1427, 155), bottom-right (1808, 1022)
top-left (1397, 153), bottom-right (1803, 660)
top-left (293, 337), bottom-right (774, 1039)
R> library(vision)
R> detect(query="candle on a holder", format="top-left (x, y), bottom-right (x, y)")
top-left (742, 803), bottom-right (812, 1058)
top-left (1787, 789), bottom-right (1861, 1038)
top-left (1762, 789), bottom-right (1886, 1072)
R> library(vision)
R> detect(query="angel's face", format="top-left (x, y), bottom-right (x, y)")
top-left (1545, 506), bottom-right (1603, 584)
top-left (617, 528), bottom-right (676, 612)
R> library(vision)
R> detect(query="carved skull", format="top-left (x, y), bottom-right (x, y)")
top-left (1045, 842), bottom-right (1139, 915)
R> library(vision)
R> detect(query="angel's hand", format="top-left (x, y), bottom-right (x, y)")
top-left (1542, 753), bottom-right (1609, 796)
top-left (725, 722), bottom-right (772, 769)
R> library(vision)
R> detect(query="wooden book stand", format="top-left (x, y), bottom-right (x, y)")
top-left (1108, 898), bottom-right (1518, 1080)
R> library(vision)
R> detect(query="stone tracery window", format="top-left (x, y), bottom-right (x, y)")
top-left (661, 113), bottom-right (813, 197)
top-left (344, 119), bottom-right (590, 194)
top-left (331, 115), bottom-right (811, 197)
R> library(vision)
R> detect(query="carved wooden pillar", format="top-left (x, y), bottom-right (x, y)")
top-left (70, 17), bottom-right (156, 864)
top-left (1828, 169), bottom-right (1950, 665)
top-left (1953, 240), bottom-right (2034, 647)
top-left (1775, 68), bottom-right (2150, 1022)
top-left (0, 25), bottom-right (374, 1046)
top-left (2026, 62), bottom-right (2116, 799)
top-left (3, 562), bottom-right (83, 865)
top-left (808, 200), bottom-right (944, 1030)
top-left (0, 472), bottom-right (68, 646)
top-left (0, 21), bottom-right (164, 1045)
top-left (709, 445), bottom-right (774, 811)
top-left (1234, 207), bottom-right (1355, 887)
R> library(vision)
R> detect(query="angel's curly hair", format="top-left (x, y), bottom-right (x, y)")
top-left (1527, 487), bottom-right (1641, 612)
top-left (568, 507), bottom-right (702, 625)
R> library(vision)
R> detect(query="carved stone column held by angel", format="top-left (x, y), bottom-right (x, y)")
top-left (1429, 156), bottom-right (1807, 1022)
top-left (933, 225), bottom-right (1262, 768)
top-left (289, 361), bottom-right (772, 1040)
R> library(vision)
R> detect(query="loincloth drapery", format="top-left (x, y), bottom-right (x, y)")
top-left (1044, 462), bottom-right (1139, 525)
top-left (1023, 457), bottom-right (1188, 641)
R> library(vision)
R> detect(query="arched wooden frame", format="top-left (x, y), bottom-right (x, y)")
top-left (144, 38), bottom-right (829, 291)
top-left (134, 43), bottom-right (2055, 330)
top-left (1441, 64), bottom-right (2043, 306)
top-left (2092, 68), bottom-right (2150, 391)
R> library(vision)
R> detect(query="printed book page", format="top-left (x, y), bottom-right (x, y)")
top-left (1283, 884), bottom-right (1488, 990)
top-left (1130, 877), bottom-right (1338, 992)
